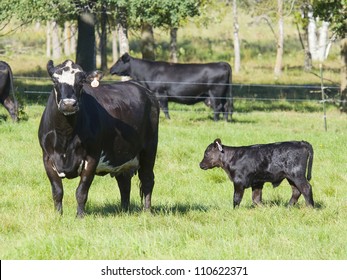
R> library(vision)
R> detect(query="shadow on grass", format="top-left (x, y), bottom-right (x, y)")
top-left (244, 197), bottom-right (326, 210)
top-left (87, 201), bottom-right (210, 217)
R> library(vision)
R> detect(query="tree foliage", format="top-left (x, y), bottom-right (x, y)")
top-left (312, 0), bottom-right (347, 38)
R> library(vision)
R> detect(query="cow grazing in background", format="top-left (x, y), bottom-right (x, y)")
top-left (200, 139), bottom-right (314, 208)
top-left (110, 53), bottom-right (233, 122)
top-left (38, 60), bottom-right (159, 217)
top-left (0, 61), bottom-right (18, 121)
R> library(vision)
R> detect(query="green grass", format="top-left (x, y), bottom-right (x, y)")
top-left (0, 103), bottom-right (346, 260)
top-left (0, 9), bottom-right (345, 260)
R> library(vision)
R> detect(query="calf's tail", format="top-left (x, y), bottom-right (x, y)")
top-left (304, 142), bottom-right (314, 181)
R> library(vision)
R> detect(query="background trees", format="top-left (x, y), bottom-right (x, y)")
top-left (0, 0), bottom-right (345, 108)
top-left (311, 0), bottom-right (347, 111)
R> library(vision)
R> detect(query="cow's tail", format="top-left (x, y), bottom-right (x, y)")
top-left (6, 62), bottom-right (17, 104)
top-left (304, 141), bottom-right (314, 181)
top-left (139, 182), bottom-right (144, 206)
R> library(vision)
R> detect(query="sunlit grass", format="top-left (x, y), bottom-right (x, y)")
top-left (0, 104), bottom-right (346, 259)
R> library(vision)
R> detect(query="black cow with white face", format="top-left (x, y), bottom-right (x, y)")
top-left (0, 61), bottom-right (18, 121)
top-left (38, 60), bottom-right (159, 217)
top-left (110, 53), bottom-right (233, 121)
top-left (200, 139), bottom-right (314, 208)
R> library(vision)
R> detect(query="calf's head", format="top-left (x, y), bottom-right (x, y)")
top-left (199, 138), bottom-right (224, 170)
top-left (110, 52), bottom-right (131, 76)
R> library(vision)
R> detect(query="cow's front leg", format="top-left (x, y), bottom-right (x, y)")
top-left (44, 156), bottom-right (64, 214)
top-left (75, 160), bottom-right (96, 218)
top-left (116, 173), bottom-right (131, 211)
top-left (233, 184), bottom-right (245, 208)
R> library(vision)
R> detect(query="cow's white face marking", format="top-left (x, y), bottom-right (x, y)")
top-left (53, 60), bottom-right (82, 86)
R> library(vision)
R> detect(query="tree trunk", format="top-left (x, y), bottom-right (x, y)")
top-left (141, 23), bottom-right (155, 60)
top-left (100, 6), bottom-right (108, 71)
top-left (117, 9), bottom-right (130, 81)
top-left (170, 27), bottom-right (178, 63)
top-left (112, 28), bottom-right (119, 63)
top-left (63, 21), bottom-right (71, 56)
top-left (233, 0), bottom-right (240, 74)
top-left (70, 23), bottom-right (77, 54)
top-left (318, 21), bottom-right (329, 61)
top-left (308, 6), bottom-right (318, 61)
top-left (52, 21), bottom-right (61, 59)
top-left (303, 26), bottom-right (312, 71)
top-left (340, 38), bottom-right (347, 112)
top-left (46, 21), bottom-right (51, 57)
top-left (274, 0), bottom-right (283, 77)
top-left (76, 12), bottom-right (96, 72)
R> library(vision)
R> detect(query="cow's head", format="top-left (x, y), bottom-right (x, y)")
top-left (199, 138), bottom-right (224, 170)
top-left (110, 52), bottom-right (131, 76)
top-left (47, 60), bottom-right (102, 115)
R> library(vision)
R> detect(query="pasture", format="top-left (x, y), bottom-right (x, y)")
top-left (0, 102), bottom-right (346, 260)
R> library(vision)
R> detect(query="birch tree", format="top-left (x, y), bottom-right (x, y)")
top-left (312, 0), bottom-right (347, 112)
top-left (233, 0), bottom-right (241, 73)
top-left (274, 0), bottom-right (284, 77)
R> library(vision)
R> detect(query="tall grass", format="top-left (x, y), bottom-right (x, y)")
top-left (0, 103), bottom-right (346, 260)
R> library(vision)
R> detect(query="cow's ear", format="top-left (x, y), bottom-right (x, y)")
top-left (122, 52), bottom-right (130, 62)
top-left (214, 138), bottom-right (224, 153)
top-left (86, 70), bottom-right (103, 88)
top-left (47, 60), bottom-right (55, 77)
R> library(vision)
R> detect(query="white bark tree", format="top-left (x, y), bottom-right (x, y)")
top-left (46, 21), bottom-right (51, 57)
top-left (274, 0), bottom-right (284, 77)
top-left (52, 21), bottom-right (61, 59)
top-left (233, 0), bottom-right (241, 73)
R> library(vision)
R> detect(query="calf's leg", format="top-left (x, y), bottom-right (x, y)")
top-left (288, 182), bottom-right (302, 206)
top-left (233, 184), bottom-right (245, 208)
top-left (251, 184), bottom-right (263, 206)
top-left (290, 178), bottom-right (314, 207)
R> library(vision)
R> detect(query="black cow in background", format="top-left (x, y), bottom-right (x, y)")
top-left (110, 53), bottom-right (233, 122)
top-left (0, 61), bottom-right (18, 121)
top-left (38, 60), bottom-right (159, 217)
top-left (200, 139), bottom-right (314, 208)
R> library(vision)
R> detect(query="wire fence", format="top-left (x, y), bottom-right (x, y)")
top-left (14, 76), bottom-right (341, 106)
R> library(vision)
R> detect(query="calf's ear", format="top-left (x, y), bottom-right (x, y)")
top-left (214, 138), bottom-right (224, 153)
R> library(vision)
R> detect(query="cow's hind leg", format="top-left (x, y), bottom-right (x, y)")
top-left (289, 178), bottom-right (314, 207)
top-left (251, 184), bottom-right (264, 206)
top-left (138, 149), bottom-right (156, 211)
top-left (3, 97), bottom-right (18, 121)
top-left (116, 173), bottom-right (132, 211)
top-left (301, 181), bottom-right (314, 207)
top-left (287, 179), bottom-right (301, 206)
top-left (138, 168), bottom-right (154, 211)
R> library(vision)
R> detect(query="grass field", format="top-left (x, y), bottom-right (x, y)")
top-left (0, 102), bottom-right (346, 260)
top-left (0, 8), bottom-right (345, 261)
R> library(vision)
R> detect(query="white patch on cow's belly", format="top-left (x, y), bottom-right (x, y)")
top-left (96, 154), bottom-right (140, 176)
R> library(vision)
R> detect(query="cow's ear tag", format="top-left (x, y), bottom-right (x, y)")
top-left (216, 141), bottom-right (224, 153)
top-left (91, 78), bottom-right (99, 88)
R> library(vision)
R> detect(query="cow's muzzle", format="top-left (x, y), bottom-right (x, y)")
top-left (199, 161), bottom-right (209, 170)
top-left (58, 98), bottom-right (79, 115)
